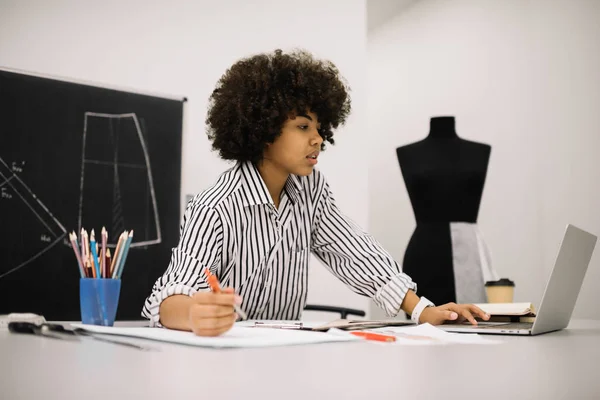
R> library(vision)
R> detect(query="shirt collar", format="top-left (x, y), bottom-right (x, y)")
top-left (284, 173), bottom-right (303, 205)
top-left (239, 161), bottom-right (303, 207)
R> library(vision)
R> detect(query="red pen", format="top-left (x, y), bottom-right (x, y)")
top-left (349, 331), bottom-right (397, 343)
top-left (203, 268), bottom-right (247, 320)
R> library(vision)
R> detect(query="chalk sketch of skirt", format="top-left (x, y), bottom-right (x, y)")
top-left (78, 112), bottom-right (161, 248)
top-left (0, 156), bottom-right (67, 279)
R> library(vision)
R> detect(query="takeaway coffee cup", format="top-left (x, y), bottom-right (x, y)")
top-left (485, 278), bottom-right (515, 303)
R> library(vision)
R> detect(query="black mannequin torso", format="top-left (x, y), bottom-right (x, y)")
top-left (396, 116), bottom-right (491, 305)
top-left (396, 122), bottom-right (490, 223)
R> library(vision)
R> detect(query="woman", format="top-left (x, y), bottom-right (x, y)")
top-left (142, 49), bottom-right (489, 336)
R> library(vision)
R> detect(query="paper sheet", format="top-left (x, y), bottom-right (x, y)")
top-left (71, 323), bottom-right (360, 348)
top-left (369, 323), bottom-right (502, 345)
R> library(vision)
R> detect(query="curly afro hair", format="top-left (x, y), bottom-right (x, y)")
top-left (206, 49), bottom-right (351, 163)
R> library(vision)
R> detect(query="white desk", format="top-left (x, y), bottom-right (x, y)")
top-left (1, 320), bottom-right (599, 400)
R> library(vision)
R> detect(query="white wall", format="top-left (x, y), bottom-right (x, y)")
top-left (0, 0), bottom-right (370, 319)
top-left (367, 0), bottom-right (417, 32)
top-left (368, 0), bottom-right (600, 319)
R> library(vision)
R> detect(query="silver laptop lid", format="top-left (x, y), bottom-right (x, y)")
top-left (531, 224), bottom-right (597, 335)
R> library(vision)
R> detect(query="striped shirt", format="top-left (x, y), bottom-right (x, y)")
top-left (141, 161), bottom-right (417, 326)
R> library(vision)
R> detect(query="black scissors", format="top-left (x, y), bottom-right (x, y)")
top-left (8, 322), bottom-right (79, 340)
top-left (8, 321), bottom-right (154, 351)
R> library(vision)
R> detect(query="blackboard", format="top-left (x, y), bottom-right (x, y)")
top-left (0, 69), bottom-right (184, 320)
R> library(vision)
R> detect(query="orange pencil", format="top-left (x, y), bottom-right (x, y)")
top-left (203, 268), bottom-right (247, 320)
top-left (88, 252), bottom-right (96, 278)
top-left (349, 331), bottom-right (396, 343)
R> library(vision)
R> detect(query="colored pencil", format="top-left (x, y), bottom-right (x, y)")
top-left (114, 230), bottom-right (133, 279)
top-left (68, 232), bottom-right (85, 278)
top-left (100, 227), bottom-right (107, 278)
top-left (105, 248), bottom-right (111, 276)
top-left (89, 230), bottom-right (101, 279)
top-left (80, 228), bottom-right (87, 263)
top-left (110, 232), bottom-right (127, 278)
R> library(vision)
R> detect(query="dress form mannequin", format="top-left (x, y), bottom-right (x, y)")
top-left (396, 116), bottom-right (498, 306)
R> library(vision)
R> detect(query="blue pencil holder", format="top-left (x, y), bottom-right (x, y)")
top-left (80, 278), bottom-right (121, 326)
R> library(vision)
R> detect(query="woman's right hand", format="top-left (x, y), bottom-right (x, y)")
top-left (188, 287), bottom-right (242, 337)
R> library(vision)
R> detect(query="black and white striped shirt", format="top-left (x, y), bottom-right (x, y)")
top-left (142, 161), bottom-right (417, 326)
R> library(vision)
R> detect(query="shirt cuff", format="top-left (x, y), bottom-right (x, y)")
top-left (373, 273), bottom-right (417, 317)
top-left (142, 283), bottom-right (198, 328)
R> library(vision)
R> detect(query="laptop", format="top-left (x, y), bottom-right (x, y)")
top-left (440, 224), bottom-right (597, 336)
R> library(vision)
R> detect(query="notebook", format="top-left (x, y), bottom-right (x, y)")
top-left (474, 302), bottom-right (536, 323)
